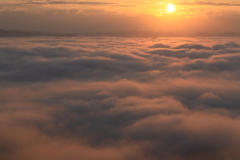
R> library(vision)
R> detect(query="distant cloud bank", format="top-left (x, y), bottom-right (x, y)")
top-left (0, 37), bottom-right (240, 160)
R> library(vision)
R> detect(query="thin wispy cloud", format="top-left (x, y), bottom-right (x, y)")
top-left (2, 0), bottom-right (116, 5)
top-left (175, 1), bottom-right (240, 6)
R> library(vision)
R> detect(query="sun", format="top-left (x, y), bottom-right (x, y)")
top-left (167, 3), bottom-right (175, 12)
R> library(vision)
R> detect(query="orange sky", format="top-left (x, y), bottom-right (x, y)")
top-left (0, 0), bottom-right (240, 33)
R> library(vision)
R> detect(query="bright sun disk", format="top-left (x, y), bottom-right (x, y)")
top-left (167, 3), bottom-right (175, 12)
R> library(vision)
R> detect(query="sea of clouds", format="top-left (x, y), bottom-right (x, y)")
top-left (0, 36), bottom-right (240, 160)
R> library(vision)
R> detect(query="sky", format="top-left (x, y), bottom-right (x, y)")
top-left (0, 36), bottom-right (240, 160)
top-left (1, 1), bottom-right (240, 160)
top-left (0, 0), bottom-right (240, 33)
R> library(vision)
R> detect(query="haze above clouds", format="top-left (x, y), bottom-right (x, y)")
top-left (0, 37), bottom-right (240, 160)
top-left (0, 0), bottom-right (240, 33)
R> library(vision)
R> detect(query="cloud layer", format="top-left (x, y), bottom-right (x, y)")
top-left (175, 1), bottom-right (240, 6)
top-left (0, 37), bottom-right (240, 160)
top-left (22, 0), bottom-right (116, 5)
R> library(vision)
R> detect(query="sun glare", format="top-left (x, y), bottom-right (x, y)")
top-left (167, 3), bottom-right (175, 12)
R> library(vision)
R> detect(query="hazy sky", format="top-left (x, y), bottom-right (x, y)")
top-left (0, 0), bottom-right (240, 33)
